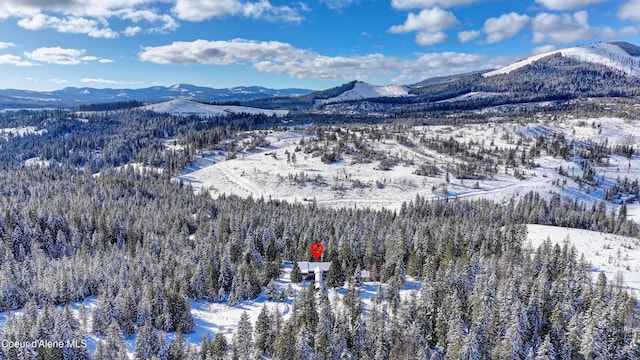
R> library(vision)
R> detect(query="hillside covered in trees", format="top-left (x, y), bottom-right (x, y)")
top-left (0, 103), bottom-right (638, 359)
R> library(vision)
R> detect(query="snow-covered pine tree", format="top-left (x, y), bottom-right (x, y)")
top-left (232, 311), bottom-right (254, 360)
top-left (211, 332), bottom-right (228, 360)
top-left (135, 322), bottom-right (162, 359)
top-left (290, 261), bottom-right (303, 283)
top-left (104, 321), bottom-right (129, 360)
top-left (254, 304), bottom-right (274, 357)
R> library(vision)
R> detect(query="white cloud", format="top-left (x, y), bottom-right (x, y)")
top-left (0, 0), bottom-right (149, 18)
top-left (1, 1), bottom-right (178, 37)
top-left (619, 0), bottom-right (640, 22)
top-left (619, 25), bottom-right (640, 36)
top-left (255, 53), bottom-right (399, 80)
top-left (139, 39), bottom-right (305, 65)
top-left (81, 78), bottom-right (142, 85)
top-left (0, 42), bottom-right (16, 49)
top-left (139, 38), bottom-right (500, 84)
top-left (0, 3), bottom-right (39, 20)
top-left (81, 78), bottom-right (119, 84)
top-left (98, 58), bottom-right (114, 63)
top-left (531, 45), bottom-right (557, 55)
top-left (389, 8), bottom-right (458, 33)
top-left (171, 0), bottom-right (241, 20)
top-left (49, 78), bottom-right (67, 84)
top-left (483, 12), bottom-right (529, 44)
top-left (172, 0), bottom-right (303, 23)
top-left (389, 8), bottom-right (459, 46)
top-left (241, 0), bottom-right (302, 22)
top-left (320, 0), bottom-right (357, 10)
top-left (535, 0), bottom-right (610, 11)
top-left (24, 46), bottom-right (109, 65)
top-left (115, 8), bottom-right (180, 33)
top-left (458, 30), bottom-right (480, 43)
top-left (391, 0), bottom-right (482, 9)
top-left (17, 13), bottom-right (119, 38)
top-left (123, 26), bottom-right (142, 36)
top-left (532, 11), bottom-right (598, 43)
top-left (0, 54), bottom-right (35, 66)
top-left (0, 1), bottom-right (303, 37)
top-left (25, 47), bottom-right (86, 65)
top-left (416, 31), bottom-right (449, 46)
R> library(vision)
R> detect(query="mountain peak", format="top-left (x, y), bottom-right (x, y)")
top-left (483, 41), bottom-right (640, 78)
top-left (609, 41), bottom-right (640, 56)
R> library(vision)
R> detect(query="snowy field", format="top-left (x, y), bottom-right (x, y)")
top-left (141, 99), bottom-right (289, 117)
top-left (180, 117), bottom-right (640, 223)
top-left (0, 126), bottom-right (47, 140)
top-left (526, 224), bottom-right (640, 300)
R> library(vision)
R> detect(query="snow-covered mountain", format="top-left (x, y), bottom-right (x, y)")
top-left (0, 84), bottom-right (312, 109)
top-left (483, 42), bottom-right (640, 77)
top-left (140, 99), bottom-right (289, 117)
top-left (314, 81), bottom-right (410, 106)
top-left (402, 41), bottom-right (640, 112)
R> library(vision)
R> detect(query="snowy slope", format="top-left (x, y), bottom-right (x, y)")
top-left (179, 116), bottom-right (640, 216)
top-left (316, 82), bottom-right (410, 106)
top-left (484, 42), bottom-right (640, 77)
top-left (437, 91), bottom-right (504, 103)
top-left (0, 263), bottom-right (423, 358)
top-left (141, 99), bottom-right (289, 117)
top-left (527, 224), bottom-right (640, 299)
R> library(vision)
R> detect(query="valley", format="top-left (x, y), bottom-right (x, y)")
top-left (1, 40), bottom-right (640, 359)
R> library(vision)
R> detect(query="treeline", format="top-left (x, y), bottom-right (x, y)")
top-left (0, 162), bottom-right (637, 358)
top-left (0, 109), bottom-right (282, 174)
top-left (77, 100), bottom-right (145, 112)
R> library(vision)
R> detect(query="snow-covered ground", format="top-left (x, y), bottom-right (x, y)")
top-left (315, 82), bottom-right (410, 106)
top-left (179, 117), bottom-right (640, 221)
top-left (437, 91), bottom-right (505, 102)
top-left (141, 99), bottom-right (289, 117)
top-left (484, 42), bottom-right (640, 77)
top-left (526, 224), bottom-right (640, 299)
top-left (0, 126), bottom-right (46, 139)
top-left (0, 263), bottom-right (421, 358)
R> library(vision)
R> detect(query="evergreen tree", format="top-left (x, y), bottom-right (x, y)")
top-left (232, 311), bottom-right (253, 360)
top-left (92, 292), bottom-right (113, 334)
top-left (254, 304), bottom-right (274, 357)
top-left (211, 332), bottom-right (228, 360)
top-left (135, 322), bottom-right (161, 359)
top-left (104, 321), bottom-right (129, 360)
top-left (168, 332), bottom-right (186, 360)
top-left (274, 323), bottom-right (296, 360)
top-left (290, 262), bottom-right (303, 283)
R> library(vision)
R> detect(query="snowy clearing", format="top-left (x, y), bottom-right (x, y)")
top-left (141, 99), bottom-right (289, 117)
top-left (526, 224), bottom-right (640, 299)
top-left (179, 117), bottom-right (640, 220)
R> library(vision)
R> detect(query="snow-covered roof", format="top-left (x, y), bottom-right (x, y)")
top-left (297, 261), bottom-right (332, 274)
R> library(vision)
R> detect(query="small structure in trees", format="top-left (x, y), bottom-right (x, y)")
top-left (296, 261), bottom-right (332, 288)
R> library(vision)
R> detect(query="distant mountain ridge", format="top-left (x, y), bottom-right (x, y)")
top-left (3, 41), bottom-right (640, 112)
top-left (0, 83), bottom-right (313, 109)
top-left (405, 41), bottom-right (640, 108)
top-left (483, 42), bottom-right (640, 77)
top-left (245, 41), bottom-right (640, 113)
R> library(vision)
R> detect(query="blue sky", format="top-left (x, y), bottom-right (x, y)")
top-left (1, 0), bottom-right (640, 91)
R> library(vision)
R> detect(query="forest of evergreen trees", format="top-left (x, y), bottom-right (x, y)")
top-left (0, 107), bottom-right (638, 359)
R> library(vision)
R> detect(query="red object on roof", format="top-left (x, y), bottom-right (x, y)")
top-left (310, 242), bottom-right (324, 259)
